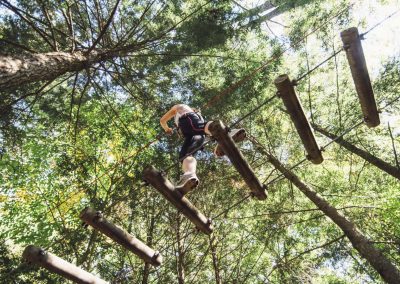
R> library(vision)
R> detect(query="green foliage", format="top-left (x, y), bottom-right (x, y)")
top-left (0, 0), bottom-right (399, 283)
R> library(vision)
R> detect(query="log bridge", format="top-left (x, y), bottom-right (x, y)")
top-left (208, 120), bottom-right (267, 200)
top-left (341, 27), bottom-right (380, 128)
top-left (274, 74), bottom-right (324, 164)
top-left (23, 245), bottom-right (108, 284)
top-left (143, 166), bottom-right (213, 235)
top-left (80, 207), bottom-right (162, 266)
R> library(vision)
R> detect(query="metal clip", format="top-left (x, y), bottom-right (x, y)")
top-left (95, 211), bottom-right (103, 221)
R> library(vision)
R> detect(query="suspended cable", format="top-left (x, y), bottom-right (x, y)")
top-left (319, 120), bottom-right (364, 150)
top-left (201, 2), bottom-right (354, 110)
top-left (249, 118), bottom-right (365, 188)
top-left (229, 94), bottom-right (278, 129)
top-left (360, 8), bottom-right (400, 37)
top-left (293, 48), bottom-right (344, 84)
top-left (212, 194), bottom-right (251, 220)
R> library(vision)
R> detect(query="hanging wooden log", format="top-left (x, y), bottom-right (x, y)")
top-left (341, 27), bottom-right (380, 128)
top-left (208, 120), bottom-right (267, 200)
top-left (274, 74), bottom-right (323, 164)
top-left (80, 207), bottom-right (162, 266)
top-left (22, 245), bottom-right (108, 284)
top-left (143, 166), bottom-right (213, 235)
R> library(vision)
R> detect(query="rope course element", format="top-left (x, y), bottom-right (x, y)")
top-left (249, 118), bottom-right (365, 188)
top-left (294, 48), bottom-right (344, 84)
top-left (81, 3), bottom-right (355, 186)
top-left (212, 194), bottom-right (252, 220)
top-left (360, 8), bottom-right (400, 38)
top-left (151, 3), bottom-right (355, 178)
top-left (201, 3), bottom-right (354, 111)
top-left (15, 4), bottom-right (400, 283)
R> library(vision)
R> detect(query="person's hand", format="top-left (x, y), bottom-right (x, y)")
top-left (165, 128), bottom-right (174, 135)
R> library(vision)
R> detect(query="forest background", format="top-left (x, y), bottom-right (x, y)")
top-left (0, 0), bottom-right (399, 283)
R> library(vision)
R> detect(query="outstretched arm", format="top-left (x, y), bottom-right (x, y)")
top-left (160, 105), bottom-right (177, 134)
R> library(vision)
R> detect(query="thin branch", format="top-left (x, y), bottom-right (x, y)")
top-left (115, 0), bottom-right (157, 47)
top-left (388, 122), bottom-right (400, 169)
top-left (0, 38), bottom-right (36, 53)
top-left (268, 235), bottom-right (345, 277)
top-left (73, 77), bottom-right (91, 144)
top-left (1, 0), bottom-right (55, 50)
top-left (87, 0), bottom-right (121, 53)
top-left (39, 2), bottom-right (59, 51)
top-left (3, 0), bottom-right (85, 48)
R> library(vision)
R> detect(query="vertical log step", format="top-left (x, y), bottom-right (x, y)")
top-left (143, 166), bottom-right (213, 235)
top-left (274, 74), bottom-right (324, 164)
top-left (80, 207), bottom-right (162, 266)
top-left (22, 245), bottom-right (108, 284)
top-left (341, 27), bottom-right (380, 128)
top-left (208, 120), bottom-right (267, 200)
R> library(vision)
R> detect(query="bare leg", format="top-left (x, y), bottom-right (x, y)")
top-left (204, 121), bottom-right (214, 136)
top-left (177, 156), bottom-right (199, 193)
top-left (182, 156), bottom-right (197, 174)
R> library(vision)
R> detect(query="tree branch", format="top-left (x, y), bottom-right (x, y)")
top-left (87, 0), bottom-right (121, 53)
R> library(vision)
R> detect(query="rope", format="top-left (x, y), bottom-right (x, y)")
top-left (263, 158), bottom-right (308, 187)
top-left (201, 2), bottom-right (353, 111)
top-left (212, 194), bottom-right (251, 220)
top-left (320, 120), bottom-right (364, 150)
top-left (294, 48), bottom-right (344, 83)
top-left (360, 8), bottom-right (400, 37)
top-left (250, 118), bottom-right (365, 188)
top-left (229, 94), bottom-right (278, 129)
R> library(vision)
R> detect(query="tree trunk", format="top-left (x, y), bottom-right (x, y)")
top-left (240, 0), bottom-right (317, 29)
top-left (209, 234), bottom-right (222, 284)
top-left (141, 210), bottom-right (156, 284)
top-left (0, 44), bottom-right (142, 90)
top-left (0, 51), bottom-right (93, 90)
top-left (312, 124), bottom-right (400, 181)
top-left (176, 215), bottom-right (186, 284)
top-left (252, 139), bottom-right (400, 283)
top-left (234, 1), bottom-right (275, 22)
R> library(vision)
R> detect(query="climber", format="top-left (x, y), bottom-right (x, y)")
top-left (160, 104), bottom-right (246, 194)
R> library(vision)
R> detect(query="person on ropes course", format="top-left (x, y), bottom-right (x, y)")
top-left (160, 103), bottom-right (246, 194)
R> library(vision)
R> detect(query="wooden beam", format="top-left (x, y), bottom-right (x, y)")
top-left (274, 74), bottom-right (323, 164)
top-left (142, 166), bottom-right (213, 235)
top-left (341, 27), bottom-right (380, 128)
top-left (22, 245), bottom-right (108, 284)
top-left (80, 207), bottom-right (162, 266)
top-left (208, 120), bottom-right (267, 200)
